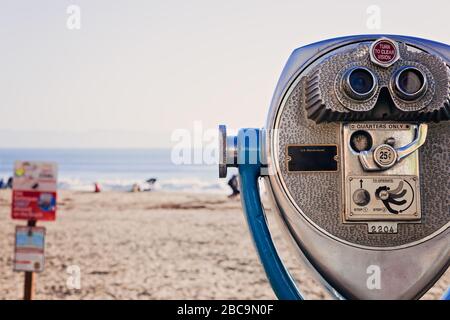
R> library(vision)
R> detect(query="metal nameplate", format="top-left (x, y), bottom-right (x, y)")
top-left (287, 145), bottom-right (338, 172)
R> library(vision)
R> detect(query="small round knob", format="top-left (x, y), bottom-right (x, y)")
top-left (219, 125), bottom-right (227, 178)
top-left (352, 189), bottom-right (371, 207)
top-left (218, 125), bottom-right (237, 178)
top-left (385, 137), bottom-right (396, 147)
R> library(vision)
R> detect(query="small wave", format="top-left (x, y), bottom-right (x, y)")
top-left (57, 177), bottom-right (229, 194)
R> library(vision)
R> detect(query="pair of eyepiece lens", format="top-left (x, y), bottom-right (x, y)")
top-left (342, 66), bottom-right (427, 102)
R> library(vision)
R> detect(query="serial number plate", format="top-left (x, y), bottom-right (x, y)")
top-left (367, 222), bottom-right (398, 234)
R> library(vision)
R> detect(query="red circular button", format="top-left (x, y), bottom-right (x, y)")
top-left (371, 39), bottom-right (398, 64)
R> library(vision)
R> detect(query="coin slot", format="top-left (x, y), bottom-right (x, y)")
top-left (349, 130), bottom-right (373, 153)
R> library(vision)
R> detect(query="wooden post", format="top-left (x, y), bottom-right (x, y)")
top-left (23, 220), bottom-right (36, 300)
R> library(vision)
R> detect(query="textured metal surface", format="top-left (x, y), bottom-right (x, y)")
top-left (275, 78), bottom-right (449, 247)
top-left (419, 122), bottom-right (450, 234)
top-left (304, 42), bottom-right (450, 122)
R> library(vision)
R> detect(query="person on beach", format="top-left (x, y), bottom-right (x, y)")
top-left (6, 176), bottom-right (13, 189)
top-left (131, 183), bottom-right (141, 192)
top-left (144, 178), bottom-right (157, 192)
top-left (227, 175), bottom-right (240, 198)
top-left (130, 178), bottom-right (157, 192)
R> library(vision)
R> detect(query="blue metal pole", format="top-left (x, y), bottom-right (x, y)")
top-left (441, 286), bottom-right (450, 300)
top-left (237, 128), bottom-right (303, 300)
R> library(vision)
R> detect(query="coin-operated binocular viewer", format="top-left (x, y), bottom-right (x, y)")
top-left (219, 35), bottom-right (449, 300)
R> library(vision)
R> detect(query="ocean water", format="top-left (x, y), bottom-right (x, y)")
top-left (0, 149), bottom-right (232, 193)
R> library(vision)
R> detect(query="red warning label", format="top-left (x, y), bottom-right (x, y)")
top-left (371, 39), bottom-right (399, 65)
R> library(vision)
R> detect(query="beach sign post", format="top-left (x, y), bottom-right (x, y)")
top-left (14, 226), bottom-right (46, 272)
top-left (11, 161), bottom-right (58, 300)
top-left (14, 224), bottom-right (46, 299)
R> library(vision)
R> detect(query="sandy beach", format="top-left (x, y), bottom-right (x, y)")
top-left (0, 189), bottom-right (447, 300)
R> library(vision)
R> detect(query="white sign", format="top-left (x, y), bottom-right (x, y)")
top-left (14, 226), bottom-right (46, 272)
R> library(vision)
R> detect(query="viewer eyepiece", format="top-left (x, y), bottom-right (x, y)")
top-left (342, 67), bottom-right (378, 101)
top-left (393, 67), bottom-right (427, 101)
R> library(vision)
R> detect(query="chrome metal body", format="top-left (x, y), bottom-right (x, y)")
top-left (265, 35), bottom-right (449, 299)
top-left (219, 35), bottom-right (449, 300)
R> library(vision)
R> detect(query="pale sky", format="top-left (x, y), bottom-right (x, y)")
top-left (0, 0), bottom-right (448, 148)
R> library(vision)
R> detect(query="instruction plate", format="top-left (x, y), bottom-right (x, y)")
top-left (345, 175), bottom-right (421, 221)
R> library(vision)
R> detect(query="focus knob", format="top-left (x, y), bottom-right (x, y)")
top-left (218, 125), bottom-right (237, 178)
